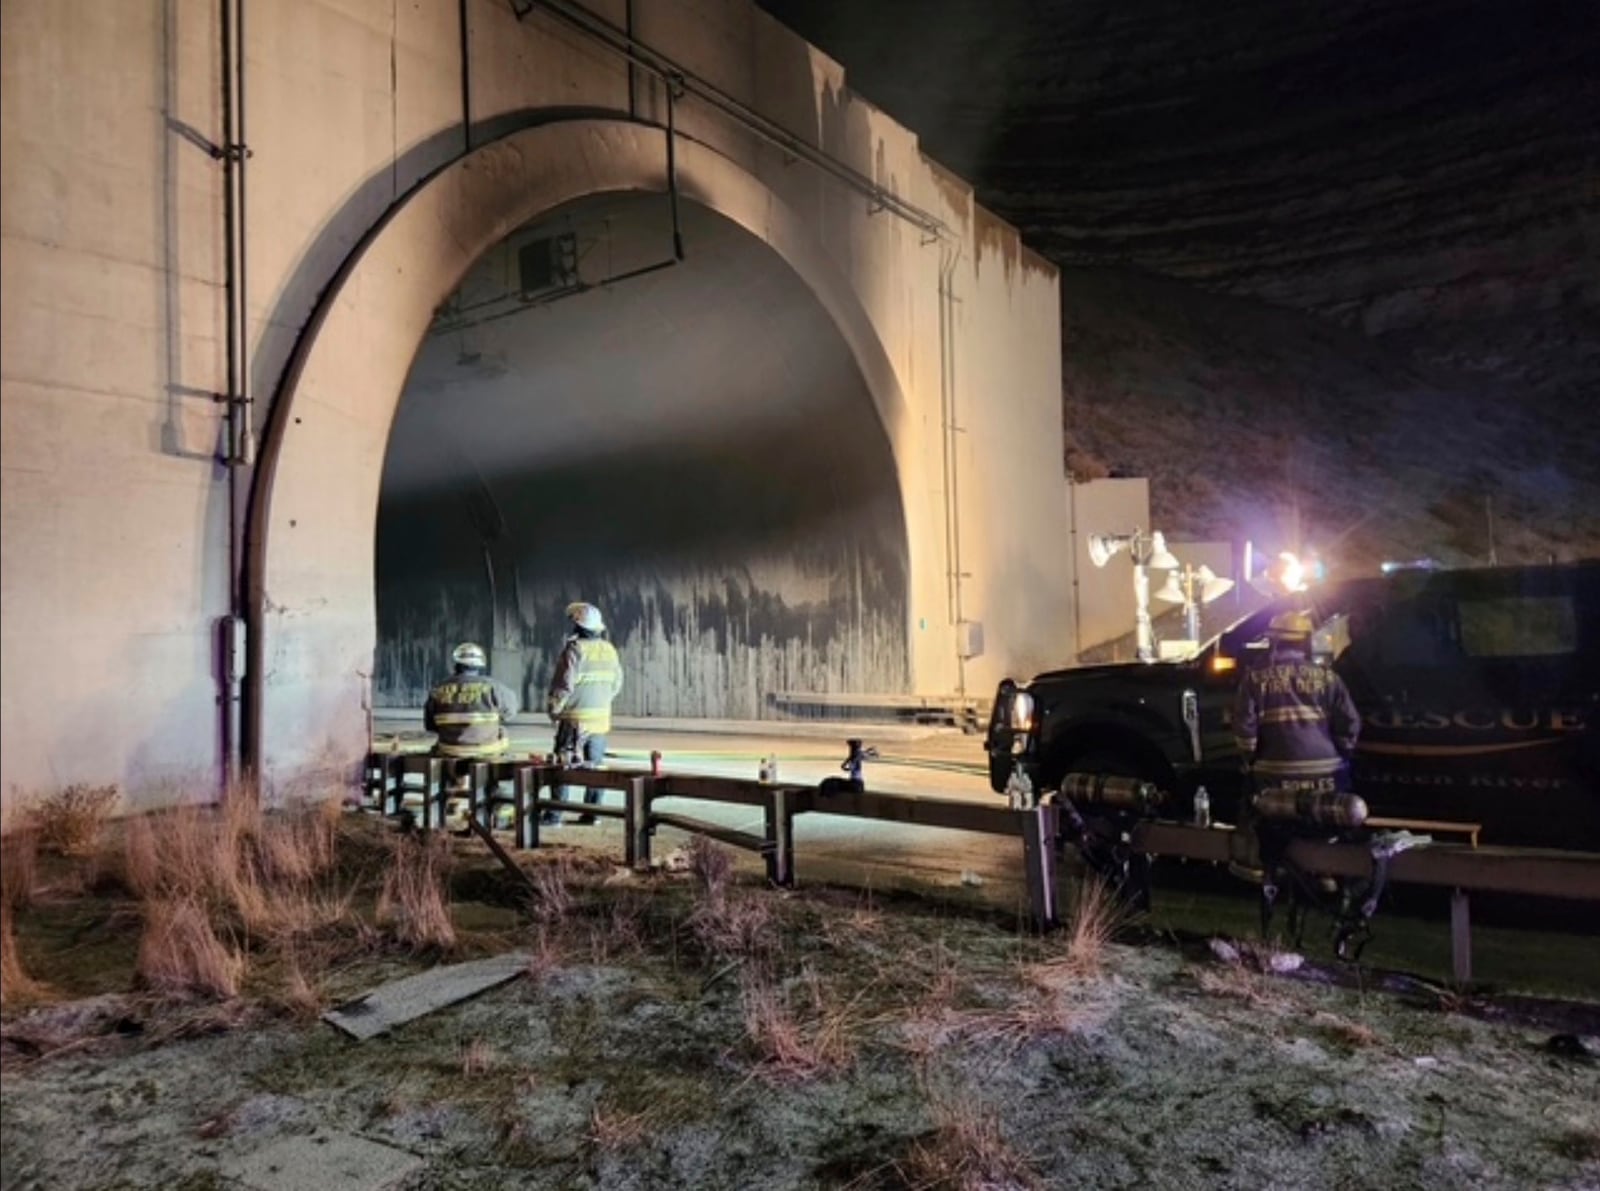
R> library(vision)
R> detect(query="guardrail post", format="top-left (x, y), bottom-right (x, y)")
top-left (470, 761), bottom-right (491, 829)
top-left (626, 776), bottom-right (653, 870)
top-left (422, 757), bottom-right (443, 831)
top-left (764, 788), bottom-right (795, 887)
top-left (513, 764), bottom-right (538, 850)
top-left (1021, 804), bottom-right (1059, 929)
top-left (1450, 887), bottom-right (1472, 986)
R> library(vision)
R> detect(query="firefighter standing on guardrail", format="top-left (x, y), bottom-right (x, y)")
top-left (544, 602), bottom-right (624, 825)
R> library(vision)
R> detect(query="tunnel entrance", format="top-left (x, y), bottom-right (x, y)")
top-left (374, 193), bottom-right (910, 720)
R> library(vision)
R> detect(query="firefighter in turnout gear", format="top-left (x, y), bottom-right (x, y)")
top-left (1233, 611), bottom-right (1361, 791)
top-left (425, 642), bottom-right (520, 758)
top-left (544, 602), bottom-right (624, 825)
top-left (425, 642), bottom-right (520, 831)
top-left (1229, 609), bottom-right (1361, 885)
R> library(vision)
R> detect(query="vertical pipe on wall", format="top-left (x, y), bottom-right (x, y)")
top-left (666, 78), bottom-right (684, 261)
top-left (938, 245), bottom-right (965, 701)
top-left (218, 0), bottom-right (253, 795)
top-left (459, 0), bottom-right (472, 151)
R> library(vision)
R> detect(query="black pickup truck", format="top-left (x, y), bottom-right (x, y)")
top-left (985, 562), bottom-right (1600, 851)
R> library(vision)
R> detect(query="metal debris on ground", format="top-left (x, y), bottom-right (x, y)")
top-left (322, 953), bottom-right (529, 1041)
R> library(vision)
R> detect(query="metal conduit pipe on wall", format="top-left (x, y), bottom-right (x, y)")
top-left (508, 0), bottom-right (949, 241)
top-left (219, 0), bottom-right (253, 795)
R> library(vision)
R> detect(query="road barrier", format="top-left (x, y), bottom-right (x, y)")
top-left (364, 751), bottom-right (1600, 981)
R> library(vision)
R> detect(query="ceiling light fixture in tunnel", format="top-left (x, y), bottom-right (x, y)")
top-left (434, 80), bottom-right (691, 339)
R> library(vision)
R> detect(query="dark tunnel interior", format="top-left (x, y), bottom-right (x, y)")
top-left (375, 192), bottom-right (910, 718)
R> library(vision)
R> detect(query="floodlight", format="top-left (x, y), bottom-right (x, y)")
top-left (1148, 531), bottom-right (1180, 570)
top-left (1195, 566), bottom-right (1235, 604)
top-left (1154, 574), bottom-right (1186, 603)
top-left (1088, 533), bottom-right (1128, 568)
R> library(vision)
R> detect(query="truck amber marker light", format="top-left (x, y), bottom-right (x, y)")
top-left (1210, 655), bottom-right (1237, 674)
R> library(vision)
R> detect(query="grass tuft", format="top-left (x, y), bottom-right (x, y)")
top-left (136, 897), bottom-right (244, 999)
top-left (25, 784), bottom-right (119, 857)
top-left (1, 901), bottom-right (47, 1007)
top-left (900, 1096), bottom-right (1045, 1191)
top-left (377, 833), bottom-right (456, 951)
top-left (740, 965), bottom-right (855, 1081)
top-left (685, 834), bottom-right (734, 903)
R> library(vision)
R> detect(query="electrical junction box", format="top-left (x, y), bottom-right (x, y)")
top-left (957, 620), bottom-right (985, 660)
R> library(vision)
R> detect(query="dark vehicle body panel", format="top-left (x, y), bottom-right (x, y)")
top-left (987, 563), bottom-right (1600, 851)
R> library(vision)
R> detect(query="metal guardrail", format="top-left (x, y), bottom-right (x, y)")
top-left (363, 753), bottom-right (1063, 926)
top-left (365, 752), bottom-right (1600, 981)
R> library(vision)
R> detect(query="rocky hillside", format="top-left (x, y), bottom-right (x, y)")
top-left (760, 0), bottom-right (1600, 568)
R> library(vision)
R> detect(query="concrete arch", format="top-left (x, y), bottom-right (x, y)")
top-left (248, 118), bottom-right (920, 791)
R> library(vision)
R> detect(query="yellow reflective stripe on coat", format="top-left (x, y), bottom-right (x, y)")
top-left (1259, 707), bottom-right (1326, 725)
top-left (436, 738), bottom-right (508, 757)
top-left (1252, 757), bottom-right (1342, 776)
top-left (433, 711), bottom-right (503, 725)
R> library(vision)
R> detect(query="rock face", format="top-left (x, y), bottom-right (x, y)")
top-left (760, 0), bottom-right (1600, 564)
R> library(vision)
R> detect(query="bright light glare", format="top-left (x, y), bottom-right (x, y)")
top-left (1009, 691), bottom-right (1035, 731)
top-left (1277, 551), bottom-right (1308, 593)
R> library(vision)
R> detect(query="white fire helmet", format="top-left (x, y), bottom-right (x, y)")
top-left (451, 641), bottom-right (488, 669)
top-left (565, 602), bottom-right (605, 633)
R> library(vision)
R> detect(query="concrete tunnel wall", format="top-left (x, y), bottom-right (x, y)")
top-left (377, 193), bottom-right (911, 718)
top-left (1, 0), bottom-right (1074, 806)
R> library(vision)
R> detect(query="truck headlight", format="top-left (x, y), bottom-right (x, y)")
top-left (1009, 691), bottom-right (1035, 732)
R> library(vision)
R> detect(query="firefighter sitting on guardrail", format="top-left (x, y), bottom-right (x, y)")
top-left (424, 642), bottom-right (520, 830)
top-left (544, 602), bottom-right (624, 826)
top-left (426, 642), bottom-right (520, 759)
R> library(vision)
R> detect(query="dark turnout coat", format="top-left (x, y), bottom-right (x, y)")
top-left (425, 670), bottom-right (519, 757)
top-left (1233, 650), bottom-right (1360, 781)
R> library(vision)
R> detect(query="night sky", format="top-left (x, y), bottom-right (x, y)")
top-left (759, 0), bottom-right (1600, 565)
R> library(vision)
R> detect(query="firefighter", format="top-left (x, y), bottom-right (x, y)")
top-left (544, 602), bottom-right (624, 825)
top-left (1229, 609), bottom-right (1361, 891)
top-left (425, 642), bottom-right (520, 830)
top-left (425, 641), bottom-right (520, 759)
top-left (1233, 610), bottom-right (1361, 793)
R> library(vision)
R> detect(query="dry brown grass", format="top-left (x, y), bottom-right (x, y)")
top-left (459, 1036), bottom-right (496, 1077)
top-left (740, 965), bottom-right (855, 1081)
top-left (690, 890), bottom-right (773, 960)
top-left (1060, 874), bottom-right (1125, 979)
top-left (25, 784), bottom-right (119, 857)
top-left (136, 897), bottom-right (244, 999)
top-left (1195, 964), bottom-right (1283, 1008)
top-left (276, 948), bottom-right (326, 1020)
top-left (1, 822), bottom-right (40, 912)
top-left (377, 833), bottom-right (456, 951)
top-left (530, 856), bottom-right (576, 926)
top-left (1, 901), bottom-right (47, 1007)
top-left (1311, 1010), bottom-right (1380, 1049)
top-left (587, 1102), bottom-right (659, 1151)
top-left (898, 1097), bottom-right (1045, 1191)
top-left (685, 834), bottom-right (734, 902)
top-left (522, 927), bottom-right (562, 986)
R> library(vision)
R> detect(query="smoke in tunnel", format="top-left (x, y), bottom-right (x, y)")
top-left (375, 193), bottom-right (909, 716)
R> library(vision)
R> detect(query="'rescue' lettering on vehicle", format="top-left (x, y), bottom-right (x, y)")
top-left (1363, 707), bottom-right (1589, 732)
